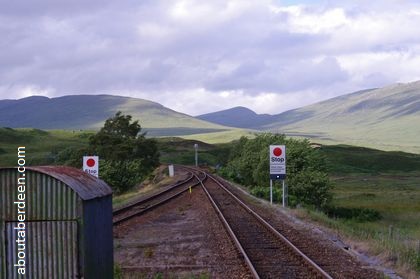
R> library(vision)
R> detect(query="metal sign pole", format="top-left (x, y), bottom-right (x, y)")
top-left (194, 144), bottom-right (198, 167)
top-left (270, 179), bottom-right (273, 204)
top-left (282, 180), bottom-right (285, 207)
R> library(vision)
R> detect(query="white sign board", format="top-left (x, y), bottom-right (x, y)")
top-left (83, 156), bottom-right (99, 177)
top-left (168, 165), bottom-right (174, 177)
top-left (269, 145), bottom-right (286, 180)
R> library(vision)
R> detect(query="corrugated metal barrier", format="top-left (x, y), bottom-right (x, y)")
top-left (1, 166), bottom-right (113, 279)
top-left (6, 221), bottom-right (79, 278)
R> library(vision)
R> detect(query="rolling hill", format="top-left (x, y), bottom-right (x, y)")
top-left (2, 81), bottom-right (420, 152)
top-left (266, 81), bottom-right (420, 153)
top-left (196, 106), bottom-right (274, 129)
top-left (0, 95), bottom-right (228, 136)
top-left (199, 81), bottom-right (420, 153)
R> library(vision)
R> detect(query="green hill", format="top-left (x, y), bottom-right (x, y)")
top-left (196, 106), bottom-right (274, 128)
top-left (0, 95), bottom-right (228, 136)
top-left (263, 81), bottom-right (420, 153)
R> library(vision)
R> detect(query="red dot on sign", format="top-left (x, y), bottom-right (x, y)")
top-left (273, 147), bottom-right (282, 157)
top-left (86, 158), bottom-right (95, 167)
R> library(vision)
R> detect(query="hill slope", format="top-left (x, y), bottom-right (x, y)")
top-left (265, 81), bottom-right (420, 153)
top-left (196, 106), bottom-right (273, 128)
top-left (0, 95), bottom-right (228, 136)
top-left (197, 81), bottom-right (420, 153)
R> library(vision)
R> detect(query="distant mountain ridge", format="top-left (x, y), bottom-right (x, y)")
top-left (198, 81), bottom-right (420, 153)
top-left (0, 95), bottom-right (227, 136)
top-left (196, 106), bottom-right (274, 128)
top-left (1, 80), bottom-right (420, 153)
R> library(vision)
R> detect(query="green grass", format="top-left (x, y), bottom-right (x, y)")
top-left (331, 173), bottom-right (420, 238)
top-left (144, 127), bottom-right (229, 137)
top-left (180, 129), bottom-right (256, 144)
top-left (157, 137), bottom-right (232, 166)
top-left (0, 128), bottom-right (92, 167)
top-left (320, 145), bottom-right (420, 174)
top-left (0, 128), bottom-right (239, 168)
top-left (296, 146), bottom-right (420, 276)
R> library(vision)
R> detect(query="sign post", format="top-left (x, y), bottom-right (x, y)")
top-left (83, 156), bottom-right (99, 177)
top-left (194, 144), bottom-right (198, 167)
top-left (282, 180), bottom-right (285, 207)
top-left (270, 179), bottom-right (273, 204)
top-left (269, 145), bottom-right (286, 206)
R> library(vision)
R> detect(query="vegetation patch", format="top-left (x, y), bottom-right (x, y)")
top-left (144, 247), bottom-right (154, 258)
top-left (0, 128), bottom-right (91, 167)
top-left (323, 206), bottom-right (381, 222)
top-left (250, 186), bottom-right (282, 203)
top-left (320, 144), bottom-right (420, 174)
top-left (219, 133), bottom-right (332, 209)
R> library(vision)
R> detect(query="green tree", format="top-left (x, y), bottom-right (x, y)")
top-left (221, 133), bottom-right (332, 209)
top-left (89, 111), bottom-right (159, 193)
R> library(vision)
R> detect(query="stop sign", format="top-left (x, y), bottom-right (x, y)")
top-left (269, 145), bottom-right (286, 180)
top-left (83, 156), bottom-right (99, 177)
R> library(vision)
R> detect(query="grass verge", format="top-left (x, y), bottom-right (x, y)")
top-left (294, 172), bottom-right (420, 278)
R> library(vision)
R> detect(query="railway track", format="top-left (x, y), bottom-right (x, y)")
top-left (112, 165), bottom-right (334, 278)
top-left (113, 166), bottom-right (205, 225)
top-left (200, 171), bottom-right (333, 279)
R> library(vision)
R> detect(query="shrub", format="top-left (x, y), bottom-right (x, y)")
top-left (324, 206), bottom-right (382, 222)
top-left (221, 133), bottom-right (332, 209)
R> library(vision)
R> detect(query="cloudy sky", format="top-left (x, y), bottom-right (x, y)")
top-left (1, 0), bottom-right (420, 115)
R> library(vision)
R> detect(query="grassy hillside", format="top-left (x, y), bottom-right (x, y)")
top-left (180, 129), bottom-right (256, 144)
top-left (0, 95), bottom-right (228, 132)
top-left (157, 137), bottom-right (231, 166)
top-left (302, 145), bottom-right (420, 276)
top-left (320, 145), bottom-right (420, 173)
top-left (264, 81), bottom-right (420, 153)
top-left (0, 128), bottom-right (91, 167)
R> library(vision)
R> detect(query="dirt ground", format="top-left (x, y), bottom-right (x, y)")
top-left (114, 186), bottom-right (252, 279)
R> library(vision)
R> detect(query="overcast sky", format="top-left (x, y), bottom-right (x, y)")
top-left (1, 0), bottom-right (420, 115)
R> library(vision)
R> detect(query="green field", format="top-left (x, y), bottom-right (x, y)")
top-left (0, 128), bottom-right (92, 167)
top-left (320, 145), bottom-right (420, 241)
top-left (157, 137), bottom-right (231, 166)
top-left (179, 129), bottom-right (256, 144)
top-left (0, 128), bottom-right (240, 167)
top-left (298, 172), bottom-right (420, 277)
top-left (298, 145), bottom-right (420, 277)
top-left (331, 173), bottom-right (420, 236)
top-left (1, 127), bottom-right (419, 276)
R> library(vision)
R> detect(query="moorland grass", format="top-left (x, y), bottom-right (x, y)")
top-left (0, 128), bottom-right (92, 166)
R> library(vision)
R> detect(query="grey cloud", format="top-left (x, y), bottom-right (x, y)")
top-left (205, 56), bottom-right (348, 93)
top-left (0, 0), bottom-right (418, 112)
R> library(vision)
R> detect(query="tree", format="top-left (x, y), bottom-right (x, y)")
top-left (89, 112), bottom-right (159, 193)
top-left (221, 133), bottom-right (332, 209)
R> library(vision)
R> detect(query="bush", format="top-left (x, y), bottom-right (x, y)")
top-left (250, 186), bottom-right (282, 202)
top-left (88, 112), bottom-right (159, 193)
top-left (324, 206), bottom-right (382, 222)
top-left (100, 159), bottom-right (146, 194)
top-left (220, 133), bottom-right (332, 209)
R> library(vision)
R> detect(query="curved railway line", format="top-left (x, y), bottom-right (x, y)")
top-left (113, 166), bottom-right (362, 278)
top-left (113, 166), bottom-right (206, 225)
